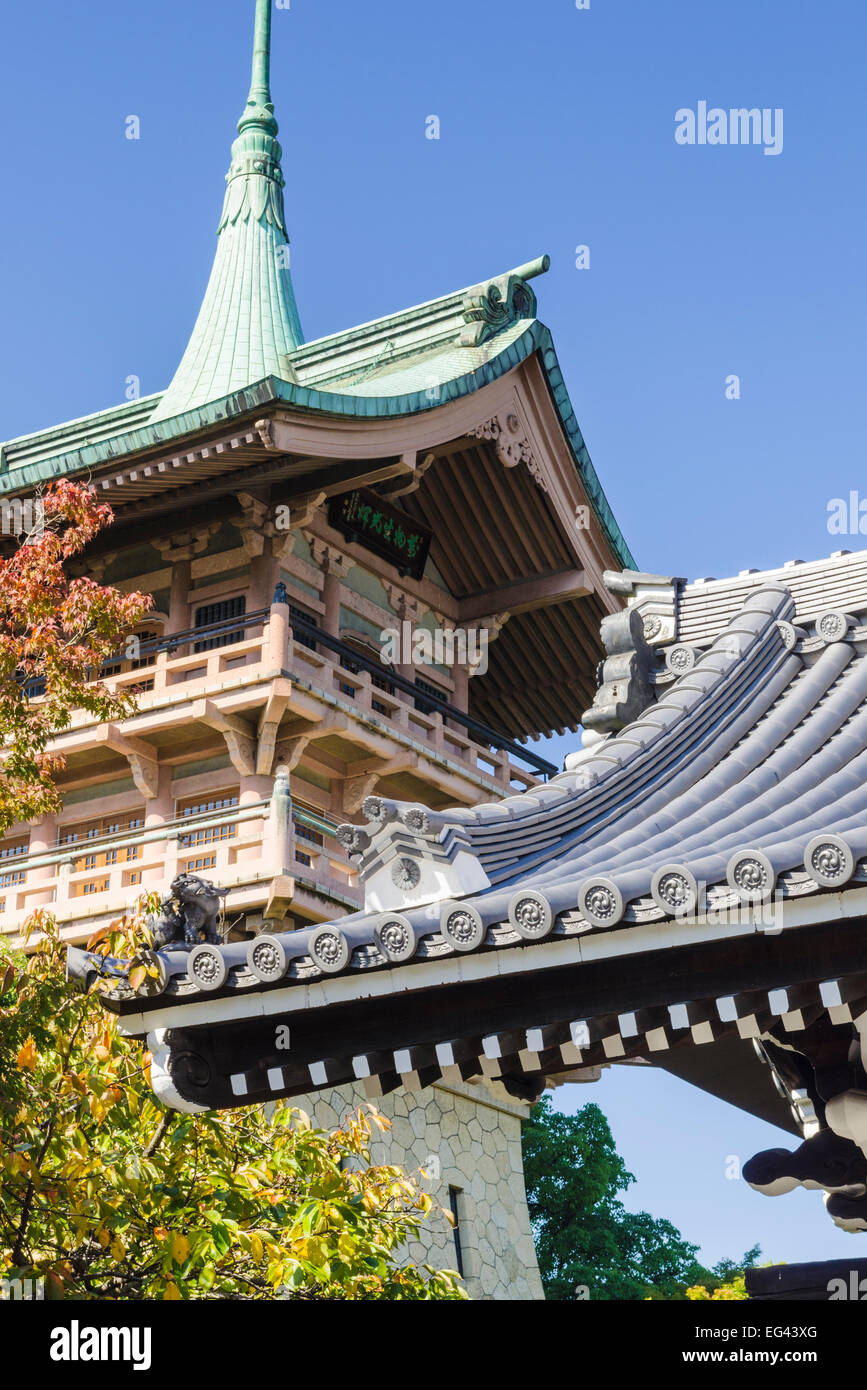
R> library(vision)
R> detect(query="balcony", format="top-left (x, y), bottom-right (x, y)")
top-left (0, 797), bottom-right (360, 943)
top-left (48, 604), bottom-right (554, 799)
top-left (2, 603), bottom-right (556, 941)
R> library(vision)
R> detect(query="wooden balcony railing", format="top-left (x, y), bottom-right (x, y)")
top-left (0, 798), bottom-right (362, 937)
top-left (37, 603), bottom-right (552, 794)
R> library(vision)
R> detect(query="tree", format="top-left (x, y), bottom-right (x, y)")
top-left (0, 908), bottom-right (466, 1300)
top-left (522, 1095), bottom-right (759, 1300)
top-left (0, 480), bottom-right (151, 832)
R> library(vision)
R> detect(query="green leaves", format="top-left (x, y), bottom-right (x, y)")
top-left (0, 909), bottom-right (465, 1300)
top-left (522, 1096), bottom-right (756, 1302)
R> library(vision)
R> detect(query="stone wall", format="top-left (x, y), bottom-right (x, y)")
top-left (292, 1077), bottom-right (544, 1301)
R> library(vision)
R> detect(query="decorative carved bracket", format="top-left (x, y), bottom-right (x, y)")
top-left (256, 682), bottom-right (291, 776)
top-left (343, 772), bottom-right (385, 816)
top-left (306, 536), bottom-right (348, 577)
top-left (254, 418), bottom-right (282, 453)
top-left (235, 492), bottom-right (271, 558)
top-left (379, 452), bottom-right (437, 500)
top-left (467, 611), bottom-right (511, 678)
top-left (104, 726), bottom-right (160, 800)
top-left (200, 702), bottom-right (256, 777)
top-left (289, 490), bottom-right (327, 532)
top-left (383, 585), bottom-right (422, 623)
top-left (470, 414), bottom-right (548, 493)
top-left (341, 754), bottom-right (419, 815)
top-left (153, 526), bottom-right (219, 565)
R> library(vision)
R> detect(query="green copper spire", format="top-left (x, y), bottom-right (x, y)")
top-left (242, 0), bottom-right (277, 133)
top-left (153, 0), bottom-right (303, 422)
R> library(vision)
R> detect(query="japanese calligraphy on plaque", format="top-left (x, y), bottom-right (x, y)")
top-left (328, 488), bottom-right (433, 580)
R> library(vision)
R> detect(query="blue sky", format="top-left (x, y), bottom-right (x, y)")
top-left (2, 0), bottom-right (866, 1269)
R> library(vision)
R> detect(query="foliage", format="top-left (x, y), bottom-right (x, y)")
top-left (522, 1095), bottom-right (760, 1301)
top-left (0, 910), bottom-right (466, 1300)
top-left (686, 1274), bottom-right (748, 1300)
top-left (0, 480), bottom-right (151, 833)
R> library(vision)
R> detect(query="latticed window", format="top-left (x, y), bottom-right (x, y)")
top-left (61, 811), bottom-right (146, 865)
top-left (0, 839), bottom-right (28, 862)
top-left (289, 605), bottom-right (319, 652)
top-left (194, 596), bottom-right (246, 651)
top-left (294, 821), bottom-right (324, 847)
top-left (414, 676), bottom-right (447, 714)
top-left (131, 631), bottom-right (158, 670)
top-left (183, 855), bottom-right (217, 873)
top-left (177, 789), bottom-right (239, 850)
top-left (0, 870), bottom-right (25, 889)
top-left (178, 791), bottom-right (239, 818)
top-left (180, 825), bottom-right (236, 849)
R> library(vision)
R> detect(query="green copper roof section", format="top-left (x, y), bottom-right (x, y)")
top-left (0, 316), bottom-right (635, 571)
top-left (152, 0), bottom-right (303, 423)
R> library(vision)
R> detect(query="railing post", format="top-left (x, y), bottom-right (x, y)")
top-left (268, 585), bottom-right (291, 672)
top-left (57, 861), bottom-right (71, 915)
top-left (164, 831), bottom-right (180, 885)
top-left (269, 766), bottom-right (294, 876)
top-left (154, 649), bottom-right (169, 695)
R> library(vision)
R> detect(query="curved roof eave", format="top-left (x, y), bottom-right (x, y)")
top-left (0, 322), bottom-right (635, 571)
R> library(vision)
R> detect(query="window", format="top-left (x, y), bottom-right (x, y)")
top-left (178, 791), bottom-right (239, 819)
top-left (290, 605), bottom-right (319, 653)
top-left (103, 628), bottom-right (160, 678)
top-left (294, 821), bottom-right (324, 847)
top-left (80, 880), bottom-right (109, 897)
top-left (0, 870), bottom-right (24, 890)
top-left (177, 790), bottom-right (239, 850)
top-left (0, 839), bottom-right (28, 862)
top-left (180, 824), bottom-right (235, 849)
top-left (131, 631), bottom-right (158, 670)
top-left (61, 811), bottom-right (146, 866)
top-left (414, 676), bottom-right (448, 715)
top-left (182, 855), bottom-right (217, 873)
top-left (448, 1187), bottom-right (464, 1277)
top-left (194, 596), bottom-right (246, 652)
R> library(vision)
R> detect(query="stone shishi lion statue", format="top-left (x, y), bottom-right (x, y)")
top-left (148, 873), bottom-right (228, 948)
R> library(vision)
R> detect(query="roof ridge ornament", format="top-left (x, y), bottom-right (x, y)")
top-left (459, 255), bottom-right (550, 347)
top-left (581, 606), bottom-right (659, 737)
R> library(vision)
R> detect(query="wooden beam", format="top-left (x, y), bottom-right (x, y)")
top-left (458, 569), bottom-right (591, 624)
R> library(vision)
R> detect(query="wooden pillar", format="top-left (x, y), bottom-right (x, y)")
top-left (169, 558), bottom-right (191, 634)
top-left (452, 662), bottom-right (469, 714)
top-left (154, 534), bottom-right (211, 636)
top-left (309, 540), bottom-right (346, 638)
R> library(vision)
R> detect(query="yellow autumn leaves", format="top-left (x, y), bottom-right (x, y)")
top-left (15, 1037), bottom-right (37, 1070)
top-left (1, 909), bottom-right (467, 1301)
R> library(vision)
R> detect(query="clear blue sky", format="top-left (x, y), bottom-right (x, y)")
top-left (2, 0), bottom-right (866, 1269)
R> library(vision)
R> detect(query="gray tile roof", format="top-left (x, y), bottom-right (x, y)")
top-left (100, 564), bottom-right (867, 1011)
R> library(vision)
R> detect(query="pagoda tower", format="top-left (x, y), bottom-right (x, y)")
top-left (0, 0), bottom-right (634, 1299)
